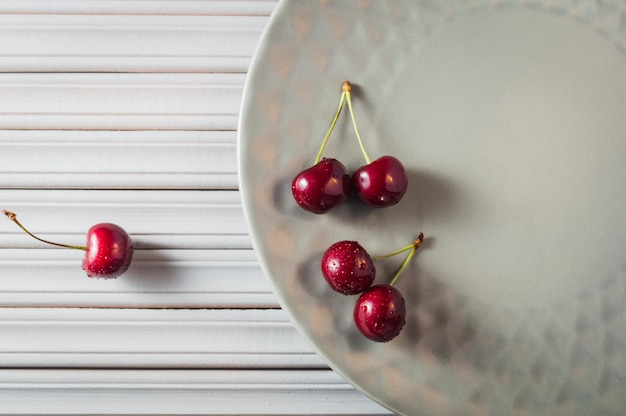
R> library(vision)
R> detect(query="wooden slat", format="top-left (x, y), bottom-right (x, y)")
top-left (0, 0), bottom-right (391, 413)
top-left (0, 12), bottom-right (271, 72)
top-left (0, 189), bottom-right (249, 239)
top-left (0, 308), bottom-right (322, 368)
top-left (0, 248), bottom-right (276, 308)
top-left (0, 130), bottom-right (238, 189)
top-left (0, 73), bottom-right (244, 130)
top-left (0, 189), bottom-right (266, 307)
top-left (0, 369), bottom-right (392, 415)
top-left (0, 1), bottom-right (278, 16)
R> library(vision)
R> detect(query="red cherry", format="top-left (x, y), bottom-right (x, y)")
top-left (352, 155), bottom-right (408, 207)
top-left (343, 83), bottom-right (408, 207)
top-left (82, 223), bottom-right (133, 279)
top-left (351, 233), bottom-right (423, 342)
top-left (292, 158), bottom-right (350, 214)
top-left (292, 82), bottom-right (352, 214)
top-left (354, 284), bottom-right (406, 342)
top-left (321, 240), bottom-right (375, 295)
top-left (3, 210), bottom-right (133, 279)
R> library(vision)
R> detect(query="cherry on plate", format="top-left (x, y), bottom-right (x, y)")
top-left (354, 284), bottom-right (406, 342)
top-left (321, 240), bottom-right (376, 295)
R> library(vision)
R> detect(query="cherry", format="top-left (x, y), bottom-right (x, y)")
top-left (292, 82), bottom-right (351, 214)
top-left (354, 284), bottom-right (406, 342)
top-left (82, 223), bottom-right (133, 279)
top-left (352, 155), bottom-right (408, 207)
top-left (321, 240), bottom-right (376, 295)
top-left (353, 233), bottom-right (423, 342)
top-left (3, 210), bottom-right (133, 279)
top-left (344, 81), bottom-right (409, 207)
top-left (292, 158), bottom-right (350, 214)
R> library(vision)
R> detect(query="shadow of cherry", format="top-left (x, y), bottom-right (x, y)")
top-left (296, 248), bottom-right (331, 299)
top-left (119, 238), bottom-right (180, 290)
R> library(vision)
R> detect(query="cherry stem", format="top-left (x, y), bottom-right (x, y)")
top-left (314, 87), bottom-right (347, 165)
top-left (373, 242), bottom-right (416, 261)
top-left (3, 210), bottom-right (87, 251)
top-left (344, 81), bottom-right (372, 165)
top-left (378, 232), bottom-right (424, 287)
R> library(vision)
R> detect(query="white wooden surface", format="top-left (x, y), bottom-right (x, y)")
top-left (0, 1), bottom-right (393, 414)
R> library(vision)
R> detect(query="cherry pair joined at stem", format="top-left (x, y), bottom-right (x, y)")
top-left (291, 81), bottom-right (408, 214)
top-left (321, 233), bottom-right (424, 342)
top-left (3, 210), bottom-right (133, 279)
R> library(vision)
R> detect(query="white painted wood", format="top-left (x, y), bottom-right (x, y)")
top-left (0, 369), bottom-right (392, 415)
top-left (0, 130), bottom-right (238, 189)
top-left (0, 0), bottom-right (391, 413)
top-left (0, 248), bottom-right (276, 308)
top-left (0, 233), bottom-right (251, 250)
top-left (0, 1), bottom-right (278, 16)
top-left (0, 73), bottom-right (244, 130)
top-left (0, 25), bottom-right (262, 74)
top-left (0, 308), bottom-right (323, 368)
top-left (1, 189), bottom-right (249, 238)
top-left (0, 189), bottom-right (266, 307)
top-left (0, 8), bottom-right (273, 72)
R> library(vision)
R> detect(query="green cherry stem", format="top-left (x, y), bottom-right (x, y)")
top-left (344, 81), bottom-right (372, 165)
top-left (3, 210), bottom-right (87, 251)
top-left (373, 243), bottom-right (415, 261)
top-left (373, 232), bottom-right (424, 287)
top-left (313, 86), bottom-right (348, 165)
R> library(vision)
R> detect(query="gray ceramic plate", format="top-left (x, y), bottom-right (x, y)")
top-left (238, 1), bottom-right (626, 414)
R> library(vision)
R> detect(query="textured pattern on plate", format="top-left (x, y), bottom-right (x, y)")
top-left (239, 0), bottom-right (626, 414)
